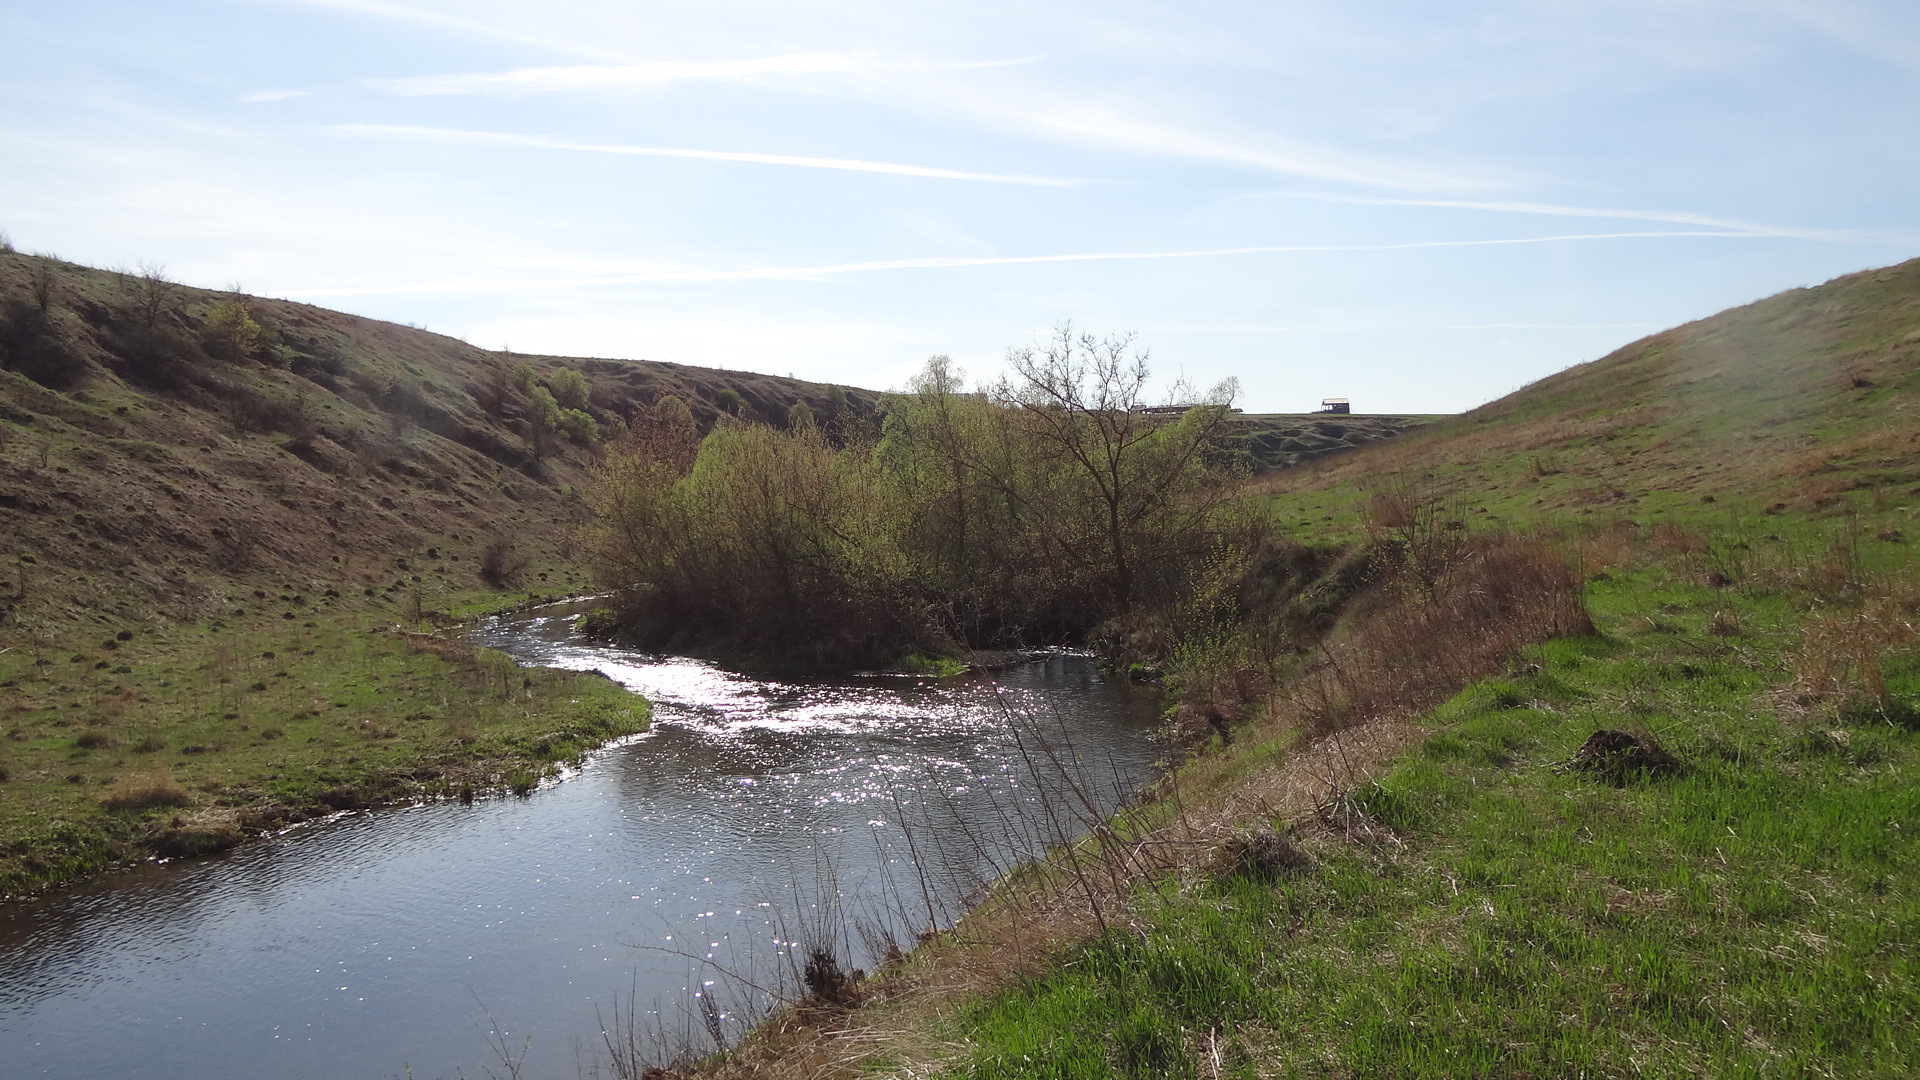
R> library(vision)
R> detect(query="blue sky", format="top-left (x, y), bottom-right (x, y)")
top-left (2, 1), bottom-right (1916, 412)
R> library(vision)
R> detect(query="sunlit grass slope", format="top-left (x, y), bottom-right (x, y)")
top-left (674, 259), bottom-right (1920, 1080)
top-left (952, 551), bottom-right (1920, 1078)
top-left (1257, 256), bottom-right (1920, 530)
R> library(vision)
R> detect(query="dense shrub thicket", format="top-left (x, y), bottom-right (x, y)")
top-left (583, 330), bottom-right (1249, 667)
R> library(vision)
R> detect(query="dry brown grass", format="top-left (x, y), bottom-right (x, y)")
top-left (1784, 578), bottom-right (1920, 721)
top-left (1262, 533), bottom-right (1592, 741)
top-left (99, 772), bottom-right (193, 812)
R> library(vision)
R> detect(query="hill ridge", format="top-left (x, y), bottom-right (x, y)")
top-left (0, 252), bottom-right (883, 631)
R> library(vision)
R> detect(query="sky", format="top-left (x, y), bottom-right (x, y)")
top-left (2, 1), bottom-right (1917, 413)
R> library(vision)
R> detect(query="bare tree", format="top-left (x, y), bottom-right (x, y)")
top-left (134, 261), bottom-right (174, 327)
top-left (994, 324), bottom-right (1240, 614)
top-left (26, 258), bottom-right (57, 312)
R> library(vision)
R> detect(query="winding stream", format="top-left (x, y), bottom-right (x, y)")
top-left (0, 604), bottom-right (1164, 1079)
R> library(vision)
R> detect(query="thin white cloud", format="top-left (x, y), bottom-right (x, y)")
top-left (1282, 191), bottom-right (1896, 243)
top-left (329, 123), bottom-right (1081, 186)
top-left (238, 89), bottom-right (311, 103)
top-left (939, 91), bottom-right (1495, 191)
top-left (269, 0), bottom-right (616, 60)
top-left (289, 230), bottom-right (1765, 297)
top-left (366, 53), bottom-right (865, 95)
top-left (358, 49), bottom-right (1495, 191)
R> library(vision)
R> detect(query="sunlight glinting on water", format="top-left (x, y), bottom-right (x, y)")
top-left (0, 603), bottom-right (1163, 1080)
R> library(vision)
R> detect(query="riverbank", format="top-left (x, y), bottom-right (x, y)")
top-left (0, 591), bottom-right (650, 896)
top-left (657, 501), bottom-right (1917, 1079)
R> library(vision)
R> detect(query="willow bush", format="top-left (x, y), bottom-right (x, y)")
top-left (584, 331), bottom-right (1249, 667)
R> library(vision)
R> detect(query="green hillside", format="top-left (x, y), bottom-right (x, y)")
top-left (677, 260), bottom-right (1920, 1080)
top-left (1259, 256), bottom-right (1920, 525)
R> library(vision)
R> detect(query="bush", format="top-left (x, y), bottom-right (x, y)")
top-left (0, 302), bottom-right (87, 390)
top-left (201, 300), bottom-right (262, 362)
top-left (478, 537), bottom-right (529, 587)
top-left (586, 421), bottom-right (925, 666)
top-left (558, 407), bottom-right (599, 445)
top-left (585, 346), bottom-right (1249, 667)
top-left (547, 366), bottom-right (591, 410)
top-left (113, 325), bottom-right (209, 390)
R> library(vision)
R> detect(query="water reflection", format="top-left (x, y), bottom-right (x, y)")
top-left (0, 605), bottom-right (1162, 1079)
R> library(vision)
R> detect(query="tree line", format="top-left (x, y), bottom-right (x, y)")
top-left (582, 327), bottom-right (1251, 668)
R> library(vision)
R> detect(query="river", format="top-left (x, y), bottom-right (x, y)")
top-left (0, 604), bottom-right (1164, 1079)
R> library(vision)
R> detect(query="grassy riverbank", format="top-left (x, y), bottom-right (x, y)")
top-left (674, 505), bottom-right (1915, 1080)
top-left (668, 259), bottom-right (1920, 1079)
top-left (948, 534), bottom-right (1918, 1078)
top-left (0, 590), bottom-right (650, 896)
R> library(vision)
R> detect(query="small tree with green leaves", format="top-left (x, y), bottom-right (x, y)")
top-left (558, 407), bottom-right (599, 445)
top-left (548, 367), bottom-right (591, 411)
top-left (202, 300), bottom-right (262, 361)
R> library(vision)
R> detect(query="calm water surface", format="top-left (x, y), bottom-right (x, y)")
top-left (0, 605), bottom-right (1163, 1079)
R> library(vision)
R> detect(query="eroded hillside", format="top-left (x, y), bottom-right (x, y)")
top-left (0, 252), bottom-right (879, 633)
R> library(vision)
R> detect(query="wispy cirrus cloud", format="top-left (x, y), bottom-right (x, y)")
top-left (918, 85), bottom-right (1502, 191)
top-left (352, 47), bottom-right (1487, 191)
top-left (291, 229), bottom-right (1764, 297)
top-left (273, 0), bottom-right (617, 60)
top-left (328, 123), bottom-right (1081, 186)
top-left (364, 53), bottom-right (866, 95)
top-left (1281, 191), bottom-right (1901, 242)
top-left (362, 52), bottom-right (1039, 97)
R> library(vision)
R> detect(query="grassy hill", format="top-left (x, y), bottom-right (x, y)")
top-left (674, 260), bottom-right (1920, 1080)
top-left (1222, 411), bottom-right (1440, 472)
top-left (1256, 256), bottom-right (1920, 526)
top-left (0, 251), bottom-right (879, 893)
top-left (0, 251), bottom-right (881, 635)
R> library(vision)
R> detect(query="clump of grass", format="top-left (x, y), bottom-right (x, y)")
top-left (507, 768), bottom-right (539, 796)
top-left (100, 773), bottom-right (193, 812)
top-left (1560, 727), bottom-right (1685, 785)
top-left (1218, 828), bottom-right (1313, 883)
top-left (898, 652), bottom-right (967, 677)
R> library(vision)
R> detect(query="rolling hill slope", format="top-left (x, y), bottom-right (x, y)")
top-left (0, 251), bottom-right (881, 634)
top-left (1260, 256), bottom-right (1920, 522)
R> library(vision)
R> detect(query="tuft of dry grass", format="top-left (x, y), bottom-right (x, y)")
top-left (1787, 578), bottom-right (1920, 721)
top-left (1270, 531), bottom-right (1592, 739)
top-left (99, 772), bottom-right (194, 812)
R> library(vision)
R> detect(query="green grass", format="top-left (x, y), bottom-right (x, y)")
top-left (947, 553), bottom-right (1920, 1078)
top-left (900, 652), bottom-right (970, 677)
top-left (0, 596), bottom-right (648, 895)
